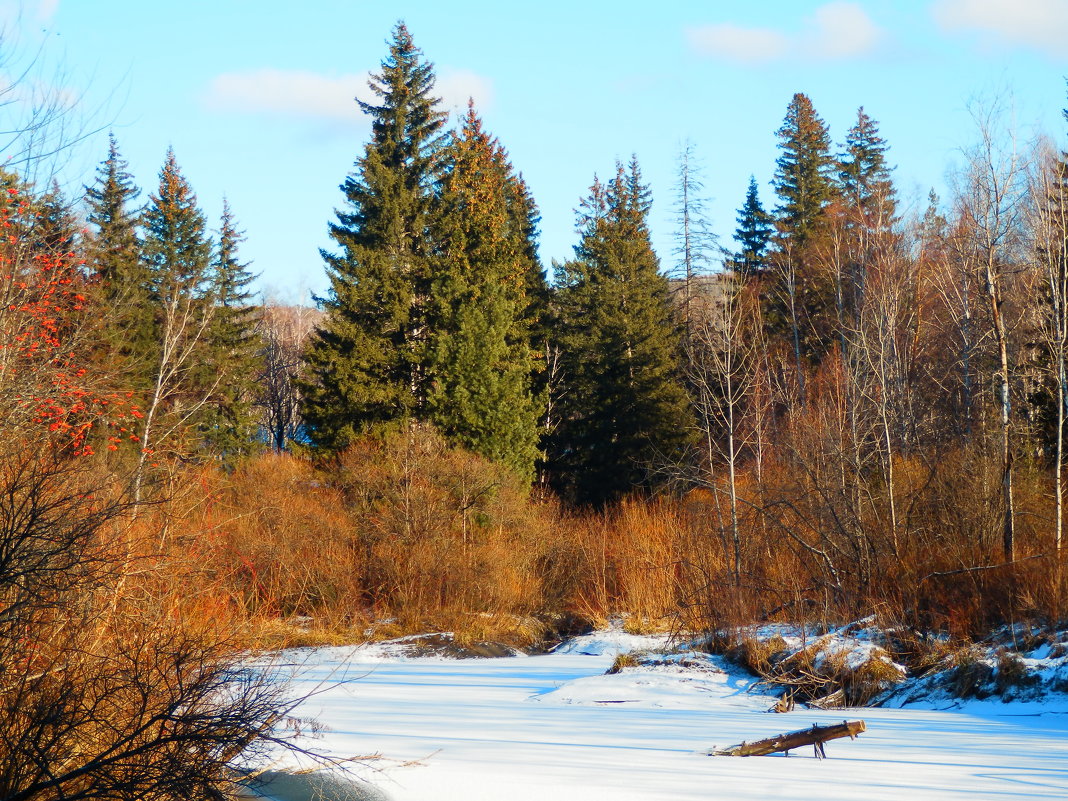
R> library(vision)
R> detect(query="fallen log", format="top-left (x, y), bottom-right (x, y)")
top-left (710, 720), bottom-right (866, 758)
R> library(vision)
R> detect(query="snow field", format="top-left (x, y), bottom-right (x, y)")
top-left (261, 631), bottom-right (1068, 801)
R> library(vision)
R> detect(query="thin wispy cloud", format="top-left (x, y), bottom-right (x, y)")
top-left (933, 0), bottom-right (1068, 60)
top-left (435, 69), bottom-right (494, 113)
top-left (810, 2), bottom-right (881, 60)
top-left (686, 23), bottom-right (788, 65)
top-left (687, 1), bottom-right (883, 65)
top-left (205, 69), bottom-right (371, 125)
top-left (203, 67), bottom-right (493, 128)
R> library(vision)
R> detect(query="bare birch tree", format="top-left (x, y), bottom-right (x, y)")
top-left (950, 98), bottom-right (1030, 560)
top-left (685, 271), bottom-right (760, 585)
top-left (256, 302), bottom-right (319, 451)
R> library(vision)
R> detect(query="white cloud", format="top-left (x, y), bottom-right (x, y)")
top-left (807, 1), bottom-right (881, 60)
top-left (205, 69), bottom-right (371, 125)
top-left (203, 67), bottom-right (493, 127)
top-left (687, 2), bottom-right (882, 65)
top-left (34, 0), bottom-right (57, 22)
top-left (933, 0), bottom-right (1068, 59)
top-left (685, 23), bottom-right (788, 65)
top-left (436, 69), bottom-right (494, 112)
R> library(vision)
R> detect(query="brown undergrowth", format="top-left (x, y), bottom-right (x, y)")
top-left (149, 427), bottom-right (1067, 651)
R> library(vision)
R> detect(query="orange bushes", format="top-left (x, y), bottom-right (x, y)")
top-left (553, 500), bottom-right (689, 628)
top-left (145, 425), bottom-right (1068, 647)
top-left (333, 427), bottom-right (546, 627)
top-left (158, 428), bottom-right (552, 642)
top-left (157, 454), bottom-right (359, 634)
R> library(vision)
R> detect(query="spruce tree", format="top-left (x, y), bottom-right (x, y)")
top-left (85, 133), bottom-right (144, 300)
top-left (510, 172), bottom-right (552, 449)
top-left (84, 134), bottom-right (153, 392)
top-left (510, 173), bottom-right (550, 350)
top-left (767, 92), bottom-right (839, 369)
top-left (199, 199), bottom-right (263, 457)
top-left (731, 176), bottom-right (774, 277)
top-left (139, 149), bottom-right (217, 462)
top-left (426, 105), bottom-right (543, 480)
top-left (836, 107), bottom-right (898, 320)
top-left (550, 160), bottom-right (693, 506)
top-left (33, 180), bottom-right (78, 257)
top-left (839, 108), bottom-right (896, 229)
top-left (773, 92), bottom-right (837, 247)
top-left (302, 21), bottom-right (448, 451)
top-left (143, 150), bottom-right (213, 300)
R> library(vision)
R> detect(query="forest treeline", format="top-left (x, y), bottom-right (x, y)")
top-left (5, 19), bottom-right (1068, 798)
top-left (280, 24), bottom-right (1068, 637)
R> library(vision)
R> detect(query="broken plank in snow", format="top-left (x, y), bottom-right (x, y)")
top-left (710, 720), bottom-right (866, 758)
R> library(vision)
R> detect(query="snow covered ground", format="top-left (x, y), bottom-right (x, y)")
top-left (255, 629), bottom-right (1068, 801)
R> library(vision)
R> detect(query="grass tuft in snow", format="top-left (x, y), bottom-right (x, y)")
top-left (605, 652), bottom-right (643, 674)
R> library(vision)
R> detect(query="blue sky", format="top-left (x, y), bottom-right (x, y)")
top-left (3, 0), bottom-right (1068, 300)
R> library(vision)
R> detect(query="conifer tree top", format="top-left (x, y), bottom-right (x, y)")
top-left (773, 92), bottom-right (836, 245)
top-left (358, 21), bottom-right (448, 167)
top-left (85, 132), bottom-right (141, 237)
top-left (733, 175), bottom-right (773, 275)
top-left (839, 106), bottom-right (896, 223)
top-left (328, 21), bottom-right (447, 263)
top-left (143, 148), bottom-right (211, 282)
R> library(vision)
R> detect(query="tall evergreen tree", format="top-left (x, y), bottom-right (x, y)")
top-left (510, 171), bottom-right (552, 451)
top-left (143, 150), bottom-right (213, 301)
top-left (550, 160), bottom-right (693, 506)
top-left (767, 93), bottom-right (839, 371)
top-left (426, 105), bottom-right (543, 480)
top-left (302, 21), bottom-right (448, 451)
top-left (773, 92), bottom-right (837, 247)
top-left (85, 133), bottom-right (144, 299)
top-left (509, 172), bottom-right (550, 351)
top-left (84, 134), bottom-right (154, 391)
top-left (199, 199), bottom-right (263, 457)
top-left (835, 107), bottom-right (898, 322)
top-left (32, 180), bottom-right (78, 257)
top-left (138, 149), bottom-right (217, 470)
top-left (838, 107), bottom-right (896, 231)
top-left (731, 175), bottom-right (774, 277)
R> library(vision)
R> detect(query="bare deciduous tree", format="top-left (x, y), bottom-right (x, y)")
top-left (950, 98), bottom-right (1031, 560)
top-left (255, 302), bottom-right (319, 451)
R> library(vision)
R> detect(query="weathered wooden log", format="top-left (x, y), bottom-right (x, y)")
top-left (710, 719), bottom-right (866, 758)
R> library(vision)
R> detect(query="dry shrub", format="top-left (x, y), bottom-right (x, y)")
top-left (150, 408), bottom-right (1068, 655)
top-left (949, 647), bottom-right (996, 699)
top-left (158, 454), bottom-right (363, 641)
top-left (606, 652), bottom-right (642, 674)
top-left (334, 426), bottom-right (547, 630)
top-left (548, 498), bottom-right (689, 630)
top-left (668, 428), bottom-right (1065, 641)
top-left (939, 643), bottom-right (1042, 700)
top-left (994, 648), bottom-right (1039, 694)
top-left (840, 654), bottom-right (907, 706)
top-left (155, 430), bottom-right (567, 646)
top-left (727, 635), bottom-right (790, 674)
top-left (0, 439), bottom-right (306, 801)
top-left (745, 639), bottom-right (906, 708)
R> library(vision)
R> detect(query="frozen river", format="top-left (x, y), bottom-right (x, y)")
top-left (254, 631), bottom-right (1068, 801)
